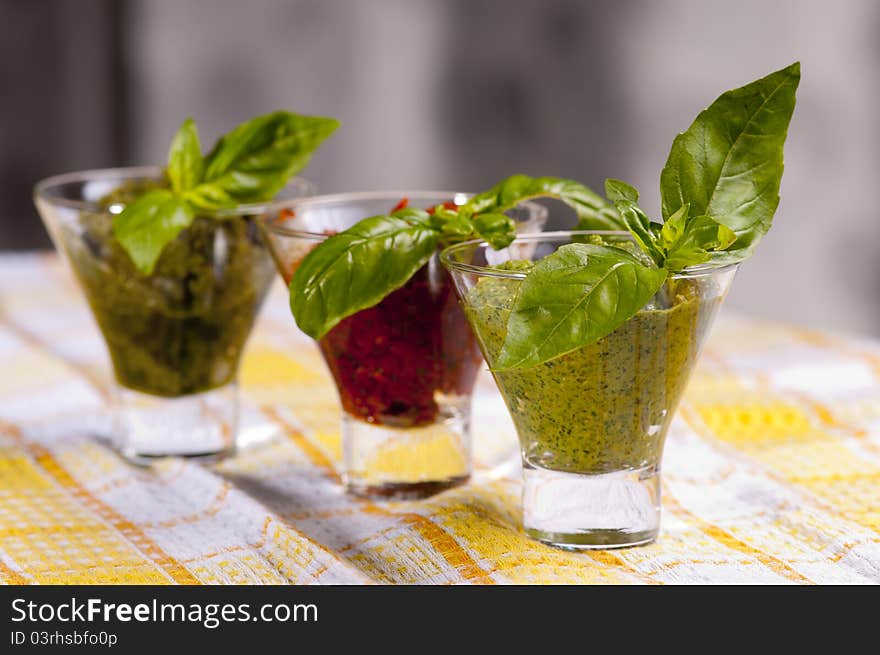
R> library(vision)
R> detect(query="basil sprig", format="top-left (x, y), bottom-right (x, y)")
top-left (660, 62), bottom-right (801, 262)
top-left (492, 63), bottom-right (799, 369)
top-left (289, 63), bottom-right (799, 368)
top-left (290, 202), bottom-right (521, 339)
top-left (601, 178), bottom-right (736, 271)
top-left (113, 111), bottom-right (339, 274)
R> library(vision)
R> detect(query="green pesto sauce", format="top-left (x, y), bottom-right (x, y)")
top-left (63, 182), bottom-right (275, 397)
top-left (466, 261), bottom-right (720, 474)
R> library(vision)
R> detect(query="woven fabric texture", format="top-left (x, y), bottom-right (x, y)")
top-left (1, 253), bottom-right (879, 584)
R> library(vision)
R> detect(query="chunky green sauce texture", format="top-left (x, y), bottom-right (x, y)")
top-left (466, 261), bottom-right (720, 474)
top-left (63, 183), bottom-right (274, 397)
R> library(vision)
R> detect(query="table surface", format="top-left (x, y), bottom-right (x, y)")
top-left (1, 252), bottom-right (879, 584)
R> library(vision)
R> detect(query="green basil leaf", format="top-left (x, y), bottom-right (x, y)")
top-left (431, 213), bottom-right (473, 241)
top-left (659, 203), bottom-right (689, 249)
top-left (290, 212), bottom-right (439, 339)
top-left (112, 190), bottom-right (195, 275)
top-left (388, 207), bottom-right (431, 225)
top-left (663, 215), bottom-right (736, 271)
top-left (472, 212), bottom-right (516, 250)
top-left (495, 243), bottom-right (668, 369)
top-left (186, 111), bottom-right (340, 209)
top-left (660, 62), bottom-right (800, 262)
top-left (614, 199), bottom-right (664, 265)
top-left (166, 117), bottom-right (203, 193)
top-left (463, 174), bottom-right (624, 231)
top-left (604, 178), bottom-right (639, 204)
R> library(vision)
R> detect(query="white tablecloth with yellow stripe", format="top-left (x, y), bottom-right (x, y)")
top-left (1, 252), bottom-right (879, 584)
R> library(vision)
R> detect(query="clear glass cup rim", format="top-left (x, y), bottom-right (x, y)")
top-left (440, 230), bottom-right (740, 280)
top-left (260, 190), bottom-right (548, 241)
top-left (32, 165), bottom-right (316, 218)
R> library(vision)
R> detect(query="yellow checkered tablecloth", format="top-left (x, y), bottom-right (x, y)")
top-left (1, 252), bottom-right (879, 585)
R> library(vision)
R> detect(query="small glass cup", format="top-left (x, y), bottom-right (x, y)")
top-left (442, 231), bottom-right (737, 548)
top-left (260, 192), bottom-right (547, 498)
top-left (33, 166), bottom-right (314, 463)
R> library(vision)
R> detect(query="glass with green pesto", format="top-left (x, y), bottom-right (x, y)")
top-left (34, 166), bottom-right (314, 462)
top-left (442, 232), bottom-right (737, 548)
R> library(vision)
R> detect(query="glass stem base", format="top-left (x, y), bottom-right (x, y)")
top-left (522, 463), bottom-right (660, 550)
top-left (113, 382), bottom-right (238, 464)
top-left (342, 411), bottom-right (471, 500)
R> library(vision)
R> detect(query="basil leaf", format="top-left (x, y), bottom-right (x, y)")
top-left (166, 117), bottom-right (203, 193)
top-left (432, 213), bottom-right (472, 241)
top-left (604, 178), bottom-right (639, 204)
top-left (659, 203), bottom-right (689, 249)
top-left (187, 111), bottom-right (340, 209)
top-left (495, 243), bottom-right (668, 369)
top-left (464, 174), bottom-right (624, 231)
top-left (660, 62), bottom-right (800, 262)
top-left (472, 212), bottom-right (517, 250)
top-left (440, 218), bottom-right (475, 242)
top-left (600, 178), bottom-right (671, 265)
top-left (664, 215), bottom-right (736, 271)
top-left (388, 207), bottom-right (431, 225)
top-left (290, 212), bottom-right (439, 339)
top-left (613, 198), bottom-right (665, 266)
top-left (112, 190), bottom-right (195, 275)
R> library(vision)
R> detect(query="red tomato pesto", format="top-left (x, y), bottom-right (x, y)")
top-left (278, 198), bottom-right (481, 427)
top-left (316, 198), bottom-right (481, 427)
top-left (318, 258), bottom-right (481, 427)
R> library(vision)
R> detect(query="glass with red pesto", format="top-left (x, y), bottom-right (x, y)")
top-left (260, 192), bottom-right (547, 498)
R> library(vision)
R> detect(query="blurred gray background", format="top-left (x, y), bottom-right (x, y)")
top-left (1, 0), bottom-right (878, 336)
